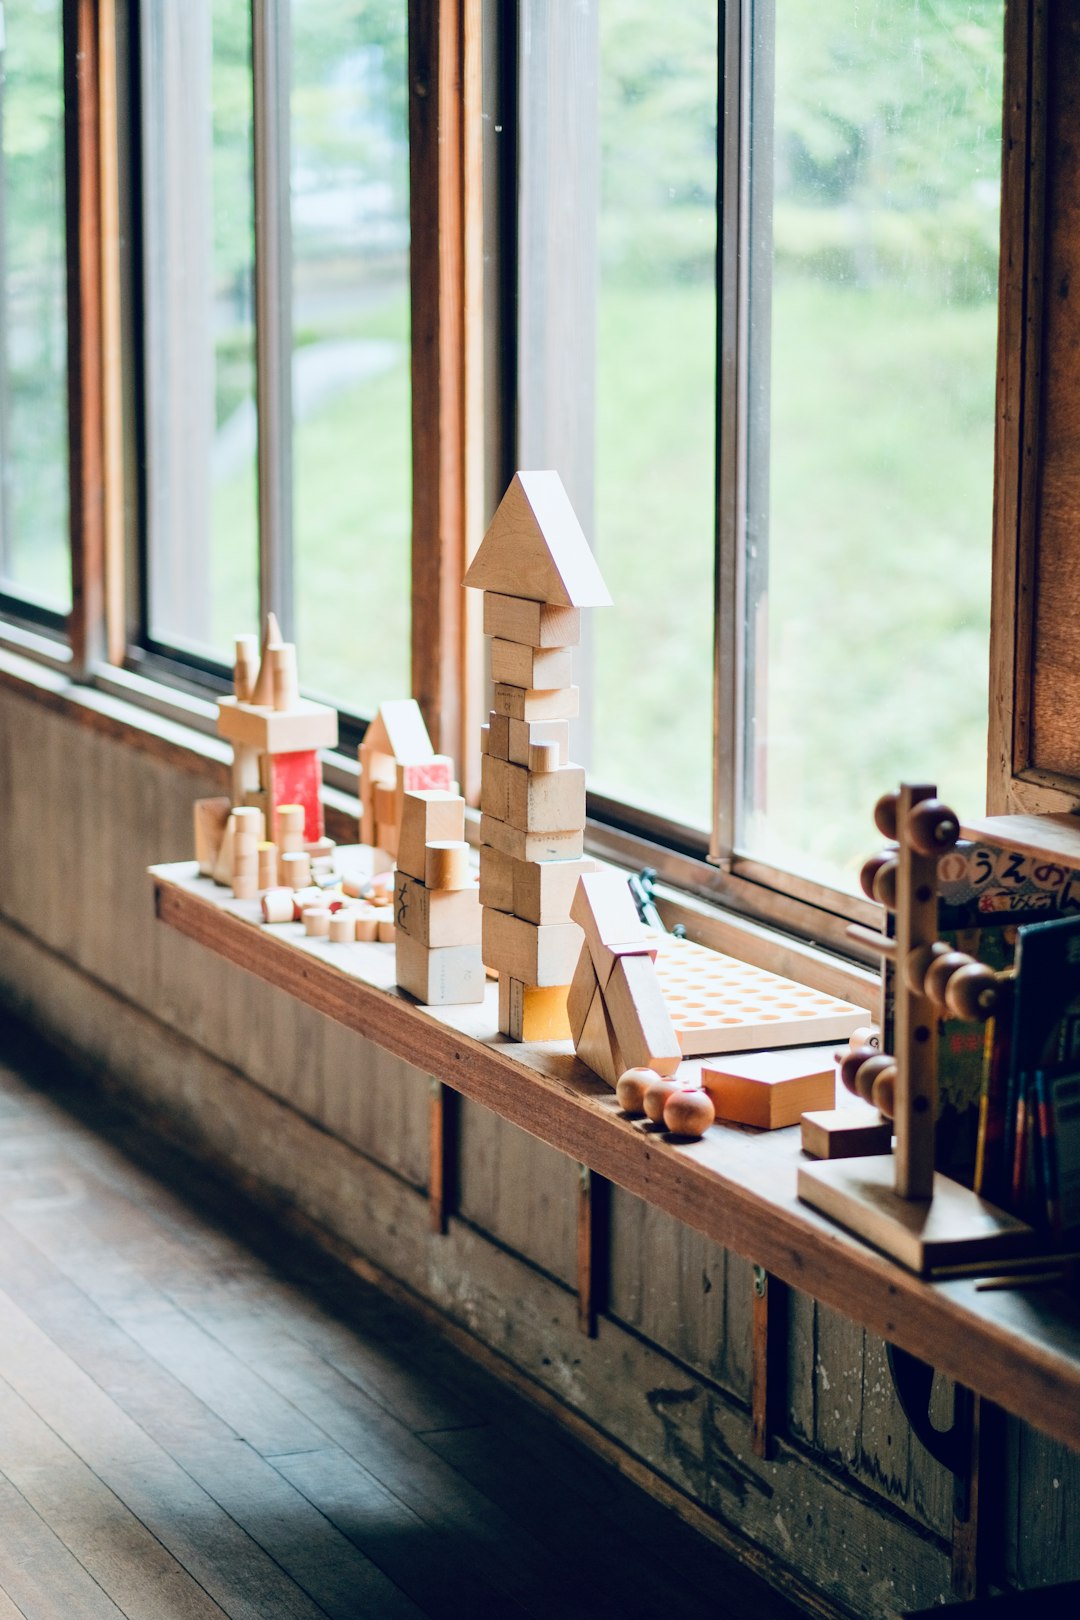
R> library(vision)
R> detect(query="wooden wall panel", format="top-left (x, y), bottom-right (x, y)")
top-left (456, 1101), bottom-right (579, 1289)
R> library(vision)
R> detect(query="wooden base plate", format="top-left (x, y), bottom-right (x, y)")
top-left (798, 1156), bottom-right (1036, 1275)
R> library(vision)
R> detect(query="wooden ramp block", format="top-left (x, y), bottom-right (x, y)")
top-left (797, 1158), bottom-right (1035, 1275)
top-left (395, 871), bottom-right (481, 948)
top-left (482, 909), bottom-right (583, 987)
top-left (194, 797), bottom-right (231, 876)
top-left (397, 791), bottom-right (465, 881)
top-left (801, 1108), bottom-right (893, 1160)
top-left (490, 640), bottom-right (574, 692)
top-left (395, 932), bottom-right (486, 1006)
top-left (508, 717), bottom-right (569, 767)
top-left (570, 870), bottom-right (652, 987)
top-left (604, 955), bottom-right (681, 1077)
top-left (567, 947), bottom-right (599, 1044)
top-left (493, 683), bottom-right (579, 723)
top-left (483, 592), bottom-right (581, 648)
top-left (481, 815), bottom-right (584, 864)
top-left (576, 987), bottom-right (623, 1087)
top-left (463, 471), bottom-right (612, 609)
top-left (498, 976), bottom-right (572, 1042)
top-left (506, 763), bottom-right (585, 834)
top-left (701, 1047), bottom-right (837, 1130)
top-left (512, 854), bottom-right (597, 925)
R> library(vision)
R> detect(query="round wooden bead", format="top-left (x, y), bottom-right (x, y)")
top-left (943, 961), bottom-right (999, 1022)
top-left (616, 1067), bottom-right (659, 1116)
top-left (662, 1088), bottom-right (715, 1139)
top-left (872, 858), bottom-right (899, 911)
top-left (870, 1065), bottom-right (898, 1119)
top-left (848, 1025), bottom-right (880, 1053)
top-left (642, 1076), bottom-right (683, 1123)
top-left (839, 1044), bottom-right (879, 1095)
top-left (873, 792), bottom-right (899, 840)
top-left (906, 798), bottom-right (960, 857)
top-left (924, 950), bottom-right (973, 1008)
top-left (859, 851), bottom-right (894, 902)
top-left (852, 1053), bottom-right (895, 1104)
top-left (904, 940), bottom-right (951, 997)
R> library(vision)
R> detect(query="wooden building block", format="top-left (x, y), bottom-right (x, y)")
top-left (303, 905), bottom-right (331, 937)
top-left (507, 718), bottom-right (569, 768)
top-left (498, 976), bottom-right (572, 1042)
top-left (604, 954), bottom-right (681, 1077)
top-left (395, 756), bottom-right (454, 819)
top-left (800, 1108), bottom-right (893, 1160)
top-left (570, 870), bottom-right (652, 987)
top-left (280, 850), bottom-right (312, 889)
top-left (479, 845), bottom-right (515, 913)
top-left (397, 790), bottom-right (465, 882)
top-left (377, 914), bottom-right (396, 943)
top-left (576, 986), bottom-right (623, 1087)
top-left (492, 683), bottom-right (579, 723)
top-left (329, 911), bottom-right (357, 944)
top-left (512, 854), bottom-right (597, 925)
top-left (480, 754), bottom-right (510, 821)
top-left (277, 803), bottom-right (305, 852)
top-left (217, 697), bottom-right (338, 755)
top-left (233, 634), bottom-right (259, 702)
top-left (483, 592), bottom-right (581, 648)
top-left (567, 946), bottom-right (600, 1044)
top-left (481, 816), bottom-right (585, 864)
top-left (395, 871), bottom-right (481, 947)
top-left (701, 1047), bottom-right (837, 1130)
top-left (462, 471), bottom-right (612, 609)
top-left (486, 712), bottom-right (511, 760)
top-left (194, 797), bottom-right (231, 876)
top-left (529, 741), bottom-right (561, 774)
top-left (506, 762), bottom-right (585, 834)
top-left (425, 841), bottom-right (472, 891)
top-left (269, 642), bottom-right (299, 711)
top-left (490, 640), bottom-right (574, 692)
top-left (482, 909), bottom-right (583, 987)
top-left (395, 932), bottom-right (486, 1006)
top-left (263, 750), bottom-right (323, 843)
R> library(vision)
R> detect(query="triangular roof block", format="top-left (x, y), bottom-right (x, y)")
top-left (362, 698), bottom-right (434, 763)
top-left (463, 471), bottom-right (612, 608)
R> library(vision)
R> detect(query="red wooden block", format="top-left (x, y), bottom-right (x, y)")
top-left (267, 750), bottom-right (323, 843)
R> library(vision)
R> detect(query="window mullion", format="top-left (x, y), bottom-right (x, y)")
top-left (251, 0), bottom-right (293, 640)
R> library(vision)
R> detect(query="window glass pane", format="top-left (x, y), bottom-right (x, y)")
top-left (142, 0), bottom-right (259, 661)
top-left (744, 0), bottom-right (1003, 889)
top-left (0, 1), bottom-right (70, 611)
top-left (290, 0), bottom-right (410, 714)
top-left (590, 2), bottom-right (717, 829)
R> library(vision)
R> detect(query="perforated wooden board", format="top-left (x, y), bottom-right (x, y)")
top-left (653, 936), bottom-right (870, 1056)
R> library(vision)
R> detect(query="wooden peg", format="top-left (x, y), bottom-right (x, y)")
top-left (303, 906), bottom-right (331, 937)
top-left (280, 850), bottom-right (311, 889)
top-left (329, 911), bottom-right (357, 944)
top-left (250, 611), bottom-right (282, 706)
top-left (233, 634), bottom-right (259, 702)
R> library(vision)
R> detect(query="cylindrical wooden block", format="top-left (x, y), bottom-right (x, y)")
top-left (257, 842), bottom-right (278, 889)
top-left (232, 872), bottom-right (258, 900)
top-left (353, 906), bottom-right (378, 942)
top-left (329, 912), bottom-right (356, 944)
top-left (303, 905), bottom-right (331, 937)
top-left (528, 741), bottom-right (561, 774)
top-left (233, 634), bottom-right (259, 702)
top-left (376, 914), bottom-right (396, 943)
top-left (270, 643), bottom-right (299, 711)
top-left (231, 851), bottom-right (258, 882)
top-left (280, 850), bottom-right (311, 889)
top-left (424, 840), bottom-right (470, 891)
top-left (278, 803), bottom-right (305, 844)
top-left (261, 888), bottom-right (295, 924)
top-left (231, 805), bottom-right (261, 837)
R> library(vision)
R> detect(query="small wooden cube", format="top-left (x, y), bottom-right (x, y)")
top-left (482, 909), bottom-right (583, 987)
top-left (398, 790), bottom-right (465, 882)
top-left (483, 593), bottom-right (581, 648)
top-left (800, 1108), bottom-right (893, 1160)
top-left (396, 933), bottom-right (486, 1006)
top-left (492, 683), bottom-right (579, 723)
top-left (490, 640), bottom-right (574, 692)
top-left (506, 762), bottom-right (585, 835)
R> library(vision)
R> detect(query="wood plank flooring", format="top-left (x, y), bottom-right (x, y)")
top-left (0, 1013), bottom-right (807, 1620)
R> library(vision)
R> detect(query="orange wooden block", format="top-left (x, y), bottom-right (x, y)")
top-left (701, 1047), bottom-right (837, 1130)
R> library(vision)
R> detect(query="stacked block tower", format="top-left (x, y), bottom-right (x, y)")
top-left (463, 471), bottom-right (611, 1041)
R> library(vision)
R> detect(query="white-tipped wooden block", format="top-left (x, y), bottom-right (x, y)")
top-left (507, 718), bottom-right (569, 768)
top-left (425, 841), bottom-right (471, 891)
top-left (483, 593), bottom-right (581, 649)
top-left (280, 850), bottom-right (312, 889)
top-left (257, 842), bottom-right (279, 890)
top-left (478, 845), bottom-right (515, 913)
top-left (303, 905), bottom-right (331, 937)
top-left (395, 871), bottom-right (481, 947)
top-left (480, 755), bottom-right (510, 821)
top-left (490, 640), bottom-right (574, 692)
top-left (261, 888), bottom-right (295, 924)
top-left (480, 816), bottom-right (584, 864)
top-left (481, 909), bottom-right (583, 987)
top-left (604, 954), bottom-right (681, 1077)
top-left (270, 642), bottom-right (300, 711)
top-left (231, 805), bottom-right (263, 840)
top-left (329, 911), bottom-right (357, 944)
top-left (396, 933), bottom-right (486, 1006)
top-left (398, 791), bottom-right (465, 882)
top-left (194, 797), bottom-right (231, 876)
top-left (512, 854), bottom-right (597, 925)
top-left (233, 634), bottom-right (259, 702)
top-left (506, 763), bottom-right (585, 834)
top-left (492, 683), bottom-right (579, 723)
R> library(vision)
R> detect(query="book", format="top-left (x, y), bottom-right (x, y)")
top-left (1009, 913), bottom-right (1080, 1234)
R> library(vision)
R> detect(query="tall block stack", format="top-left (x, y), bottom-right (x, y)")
top-left (464, 471), bottom-right (611, 1041)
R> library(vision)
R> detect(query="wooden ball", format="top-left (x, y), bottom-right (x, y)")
top-left (904, 941), bottom-right (951, 997)
top-left (870, 1065), bottom-right (898, 1119)
top-left (872, 858), bottom-right (899, 911)
top-left (906, 798), bottom-right (960, 857)
top-left (616, 1067), bottom-right (659, 1116)
top-left (839, 1044), bottom-right (879, 1095)
top-left (859, 851), bottom-right (894, 902)
top-left (663, 1088), bottom-right (715, 1139)
top-left (924, 950), bottom-right (973, 1008)
top-left (642, 1076), bottom-right (683, 1123)
top-left (848, 1025), bottom-right (880, 1052)
top-left (873, 792), bottom-right (899, 840)
top-left (852, 1053), bottom-right (895, 1104)
top-left (943, 961), bottom-right (999, 1022)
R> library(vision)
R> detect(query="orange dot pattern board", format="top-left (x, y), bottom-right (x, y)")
top-left (653, 936), bottom-right (870, 1056)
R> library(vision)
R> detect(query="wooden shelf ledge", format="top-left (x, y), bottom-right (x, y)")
top-left (151, 861), bottom-right (1080, 1454)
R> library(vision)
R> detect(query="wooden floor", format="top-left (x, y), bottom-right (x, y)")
top-left (0, 1015), bottom-right (807, 1620)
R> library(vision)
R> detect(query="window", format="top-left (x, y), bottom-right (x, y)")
top-left (0, 0), bottom-right (70, 618)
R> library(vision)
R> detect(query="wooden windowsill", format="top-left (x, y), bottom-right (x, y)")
top-left (152, 860), bottom-right (1080, 1455)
